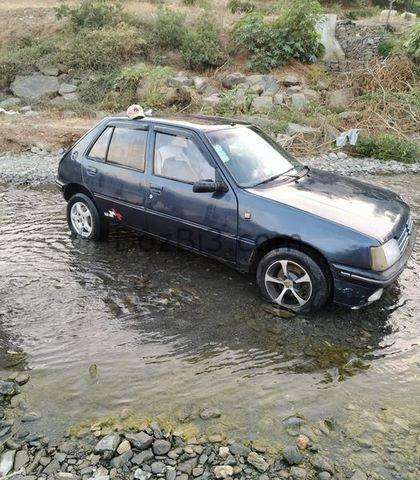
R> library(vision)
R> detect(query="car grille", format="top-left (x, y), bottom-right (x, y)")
top-left (396, 215), bottom-right (413, 253)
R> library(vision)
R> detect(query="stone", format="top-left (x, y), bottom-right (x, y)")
top-left (229, 443), bottom-right (250, 457)
top-left (200, 408), bottom-right (221, 420)
top-left (62, 93), bottom-right (79, 101)
top-left (326, 88), bottom-right (354, 110)
top-left (193, 76), bottom-right (210, 94)
top-left (22, 412), bottom-right (41, 422)
top-left (15, 372), bottom-right (30, 385)
top-left (0, 97), bottom-right (21, 109)
top-left (166, 467), bottom-right (176, 480)
top-left (151, 461), bottom-right (166, 474)
top-left (94, 434), bottom-right (121, 453)
top-left (301, 88), bottom-right (320, 102)
top-left (290, 466), bottom-right (307, 479)
top-left (350, 470), bottom-right (367, 480)
top-left (166, 74), bottom-right (193, 88)
top-left (177, 457), bottom-right (198, 474)
top-left (56, 474), bottom-right (79, 480)
top-left (400, 12), bottom-right (416, 23)
top-left (310, 455), bottom-right (334, 473)
top-left (153, 439), bottom-right (171, 455)
top-left (379, 10), bottom-right (398, 22)
top-left (202, 94), bottom-right (221, 108)
top-left (219, 447), bottom-right (230, 459)
top-left (251, 96), bottom-right (273, 113)
top-left (214, 465), bottom-right (234, 479)
top-left (286, 123), bottom-right (318, 136)
top-left (43, 458), bottom-right (60, 474)
top-left (273, 92), bottom-right (285, 106)
top-left (110, 451), bottom-right (133, 468)
top-left (59, 83), bottom-right (78, 95)
top-left (0, 381), bottom-right (18, 395)
top-left (132, 449), bottom-right (154, 465)
top-left (134, 468), bottom-right (152, 480)
top-left (192, 467), bottom-right (204, 477)
top-left (125, 432), bottom-right (153, 450)
top-left (290, 93), bottom-right (308, 110)
top-left (37, 64), bottom-right (59, 76)
top-left (14, 450), bottom-right (30, 470)
top-left (0, 450), bottom-right (16, 476)
top-left (276, 133), bottom-right (292, 146)
top-left (246, 452), bottom-right (268, 472)
top-left (283, 446), bottom-right (303, 465)
top-left (11, 74), bottom-right (59, 101)
top-left (338, 110), bottom-right (359, 121)
top-left (246, 74), bottom-right (279, 95)
top-left (296, 435), bottom-right (310, 450)
top-left (208, 434), bottom-right (222, 443)
top-left (116, 439), bottom-right (131, 455)
top-left (283, 75), bottom-right (301, 87)
top-left (318, 473), bottom-right (331, 480)
top-left (222, 72), bottom-right (246, 89)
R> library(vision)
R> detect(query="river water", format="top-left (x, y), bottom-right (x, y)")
top-left (0, 175), bottom-right (418, 478)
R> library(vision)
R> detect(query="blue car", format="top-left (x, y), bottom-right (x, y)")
top-left (56, 108), bottom-right (415, 313)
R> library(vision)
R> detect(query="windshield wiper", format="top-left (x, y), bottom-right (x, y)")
top-left (252, 166), bottom-right (309, 187)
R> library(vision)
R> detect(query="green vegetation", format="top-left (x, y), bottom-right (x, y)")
top-left (181, 20), bottom-right (226, 70)
top-left (352, 134), bottom-right (418, 163)
top-left (150, 8), bottom-right (186, 50)
top-left (232, 0), bottom-right (324, 71)
top-left (399, 23), bottom-right (420, 61)
top-left (228, 0), bottom-right (256, 14)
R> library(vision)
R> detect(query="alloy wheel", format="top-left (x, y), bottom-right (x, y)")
top-left (70, 201), bottom-right (93, 238)
top-left (264, 259), bottom-right (312, 309)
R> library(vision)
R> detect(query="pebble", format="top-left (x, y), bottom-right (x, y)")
top-left (247, 451), bottom-right (269, 472)
top-left (0, 450), bottom-right (16, 476)
top-left (116, 439), bottom-right (131, 455)
top-left (200, 408), bottom-right (221, 420)
top-left (95, 434), bottom-right (121, 453)
top-left (291, 466), bottom-right (307, 479)
top-left (134, 468), bottom-right (151, 480)
top-left (283, 445), bottom-right (303, 465)
top-left (296, 434), bottom-right (310, 450)
top-left (125, 432), bottom-right (153, 450)
top-left (214, 465), bottom-right (234, 479)
top-left (153, 439), bottom-right (171, 455)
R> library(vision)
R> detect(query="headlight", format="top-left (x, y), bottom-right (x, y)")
top-left (370, 239), bottom-right (401, 271)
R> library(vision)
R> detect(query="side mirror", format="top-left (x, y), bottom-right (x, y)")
top-left (193, 180), bottom-right (228, 193)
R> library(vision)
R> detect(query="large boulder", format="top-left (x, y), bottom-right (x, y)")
top-left (11, 74), bottom-right (59, 102)
top-left (251, 96), bottom-right (273, 113)
top-left (221, 72), bottom-right (246, 89)
top-left (245, 74), bottom-right (279, 95)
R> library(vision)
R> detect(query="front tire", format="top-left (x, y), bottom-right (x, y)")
top-left (256, 247), bottom-right (330, 313)
top-left (67, 193), bottom-right (107, 240)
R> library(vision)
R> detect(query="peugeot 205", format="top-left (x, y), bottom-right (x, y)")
top-left (56, 106), bottom-right (415, 313)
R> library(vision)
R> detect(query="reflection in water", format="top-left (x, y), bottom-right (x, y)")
top-left (0, 175), bottom-right (419, 479)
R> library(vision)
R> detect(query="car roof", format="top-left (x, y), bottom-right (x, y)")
top-left (106, 114), bottom-right (252, 133)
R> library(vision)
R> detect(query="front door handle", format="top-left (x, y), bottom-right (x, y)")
top-left (150, 185), bottom-right (163, 195)
top-left (86, 166), bottom-right (97, 175)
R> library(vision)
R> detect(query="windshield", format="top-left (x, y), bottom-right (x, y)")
top-left (206, 126), bottom-right (302, 187)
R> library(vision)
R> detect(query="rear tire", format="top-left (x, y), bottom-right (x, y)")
top-left (256, 247), bottom-right (330, 313)
top-left (67, 193), bottom-right (107, 240)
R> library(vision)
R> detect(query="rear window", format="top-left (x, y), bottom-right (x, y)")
top-left (88, 127), bottom-right (113, 161)
top-left (107, 127), bottom-right (147, 171)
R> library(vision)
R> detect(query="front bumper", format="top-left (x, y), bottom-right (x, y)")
top-left (332, 226), bottom-right (416, 308)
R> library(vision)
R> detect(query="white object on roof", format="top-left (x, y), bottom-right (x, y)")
top-left (127, 104), bottom-right (145, 119)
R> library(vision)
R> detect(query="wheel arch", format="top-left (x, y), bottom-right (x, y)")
top-left (249, 236), bottom-right (333, 291)
top-left (63, 183), bottom-right (96, 204)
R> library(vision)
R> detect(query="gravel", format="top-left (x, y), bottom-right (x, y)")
top-left (0, 151), bottom-right (418, 187)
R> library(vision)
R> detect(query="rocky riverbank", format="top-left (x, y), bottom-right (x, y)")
top-left (1, 151), bottom-right (419, 188)
top-left (0, 375), bottom-right (369, 480)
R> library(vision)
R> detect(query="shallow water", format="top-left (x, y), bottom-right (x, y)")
top-left (0, 175), bottom-right (419, 478)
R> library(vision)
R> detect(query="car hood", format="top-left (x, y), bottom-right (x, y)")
top-left (247, 169), bottom-right (408, 242)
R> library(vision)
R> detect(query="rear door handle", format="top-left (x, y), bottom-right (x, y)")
top-left (86, 166), bottom-right (97, 175)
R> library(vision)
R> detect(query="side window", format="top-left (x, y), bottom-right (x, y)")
top-left (107, 127), bottom-right (147, 171)
top-left (154, 132), bottom-right (215, 184)
top-left (88, 127), bottom-right (113, 161)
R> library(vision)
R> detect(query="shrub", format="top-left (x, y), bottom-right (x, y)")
top-left (0, 37), bottom-right (57, 88)
top-left (399, 23), bottom-right (420, 61)
top-left (228, 0), bottom-right (256, 14)
top-left (232, 0), bottom-right (324, 71)
top-left (353, 134), bottom-right (418, 163)
top-left (181, 20), bottom-right (226, 70)
top-left (150, 8), bottom-right (186, 49)
top-left (378, 37), bottom-right (397, 57)
top-left (55, 25), bottom-right (145, 71)
top-left (78, 71), bottom-right (119, 105)
top-left (55, 0), bottom-right (123, 31)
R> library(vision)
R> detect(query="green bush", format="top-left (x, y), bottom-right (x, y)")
top-left (353, 134), bottom-right (418, 163)
top-left (399, 23), bottom-right (420, 61)
top-left (378, 37), bottom-right (397, 57)
top-left (55, 0), bottom-right (123, 31)
top-left (0, 37), bottom-right (57, 88)
top-left (232, 0), bottom-right (324, 72)
top-left (55, 25), bottom-right (145, 72)
top-left (150, 8), bottom-right (186, 49)
top-left (181, 20), bottom-right (226, 70)
top-left (228, 0), bottom-right (256, 14)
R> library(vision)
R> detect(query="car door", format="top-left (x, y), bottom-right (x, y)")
top-left (82, 123), bottom-right (149, 231)
top-left (145, 126), bottom-right (238, 262)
